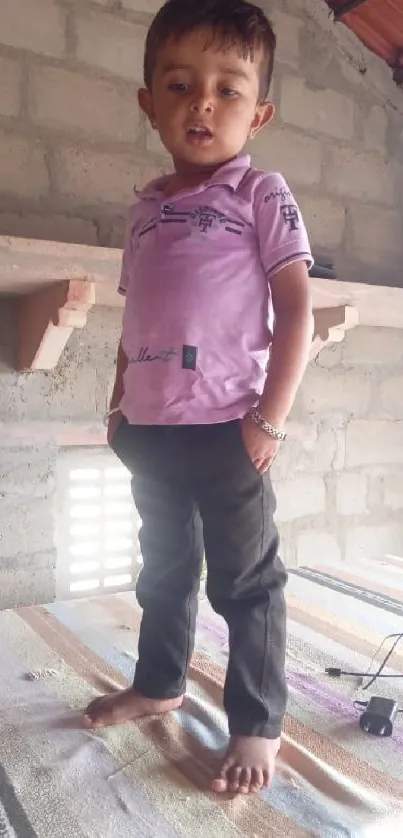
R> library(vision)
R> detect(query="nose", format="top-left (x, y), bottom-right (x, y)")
top-left (190, 90), bottom-right (213, 114)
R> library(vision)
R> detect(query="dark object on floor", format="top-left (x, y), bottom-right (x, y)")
top-left (359, 697), bottom-right (398, 737)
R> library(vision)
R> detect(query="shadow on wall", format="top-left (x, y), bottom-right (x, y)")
top-left (0, 299), bottom-right (17, 370)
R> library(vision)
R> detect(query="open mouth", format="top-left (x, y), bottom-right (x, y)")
top-left (187, 125), bottom-right (213, 138)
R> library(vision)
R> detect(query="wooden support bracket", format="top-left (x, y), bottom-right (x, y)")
top-left (310, 305), bottom-right (359, 360)
top-left (17, 279), bottom-right (95, 371)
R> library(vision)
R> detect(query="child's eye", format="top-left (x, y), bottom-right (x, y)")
top-left (168, 82), bottom-right (189, 93)
top-left (220, 87), bottom-right (239, 98)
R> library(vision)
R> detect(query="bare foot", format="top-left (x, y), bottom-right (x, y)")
top-left (212, 735), bottom-right (280, 795)
top-left (83, 688), bottom-right (183, 729)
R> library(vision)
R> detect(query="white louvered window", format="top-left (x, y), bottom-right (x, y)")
top-left (56, 449), bottom-right (142, 600)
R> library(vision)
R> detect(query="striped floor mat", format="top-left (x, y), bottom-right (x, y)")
top-left (0, 556), bottom-right (402, 836)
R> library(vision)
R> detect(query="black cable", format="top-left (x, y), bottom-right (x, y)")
top-left (327, 669), bottom-right (403, 679)
top-left (325, 632), bottom-right (403, 688)
top-left (362, 632), bottom-right (403, 691)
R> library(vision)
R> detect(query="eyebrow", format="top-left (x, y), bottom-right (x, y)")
top-left (162, 63), bottom-right (251, 81)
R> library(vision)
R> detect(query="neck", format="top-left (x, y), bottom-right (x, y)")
top-left (170, 155), bottom-right (237, 190)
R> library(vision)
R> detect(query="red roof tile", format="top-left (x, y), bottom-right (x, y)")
top-left (326, 0), bottom-right (403, 81)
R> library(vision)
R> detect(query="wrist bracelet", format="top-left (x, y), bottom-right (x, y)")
top-left (248, 407), bottom-right (287, 442)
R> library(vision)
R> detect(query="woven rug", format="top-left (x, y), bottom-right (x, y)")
top-left (0, 555), bottom-right (402, 837)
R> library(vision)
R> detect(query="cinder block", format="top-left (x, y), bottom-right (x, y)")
top-left (75, 10), bottom-right (146, 83)
top-left (54, 144), bottom-right (161, 205)
top-left (297, 532), bottom-right (341, 566)
top-left (336, 472), bottom-right (367, 515)
top-left (346, 524), bottom-right (403, 563)
top-left (29, 65), bottom-right (141, 144)
top-left (363, 105), bottom-right (388, 153)
top-left (346, 420), bottom-right (403, 467)
top-left (0, 449), bottom-right (55, 499)
top-left (302, 367), bottom-right (371, 416)
top-left (0, 55), bottom-right (22, 118)
top-left (0, 567), bottom-right (55, 609)
top-left (281, 76), bottom-right (355, 140)
top-left (122, 0), bottom-right (163, 10)
top-left (0, 499), bottom-right (54, 557)
top-left (342, 327), bottom-right (403, 366)
top-left (275, 475), bottom-right (326, 523)
top-left (250, 127), bottom-right (322, 187)
top-left (381, 377), bottom-right (403, 420)
top-left (0, 212), bottom-right (98, 246)
top-left (325, 148), bottom-right (395, 206)
top-left (1, 0), bottom-right (65, 58)
top-left (273, 425), bottom-right (338, 478)
top-left (383, 474), bottom-right (403, 511)
top-left (298, 194), bottom-right (346, 248)
top-left (0, 131), bottom-right (50, 199)
top-left (348, 204), bottom-right (402, 266)
top-left (1, 550), bottom-right (55, 572)
top-left (271, 11), bottom-right (301, 67)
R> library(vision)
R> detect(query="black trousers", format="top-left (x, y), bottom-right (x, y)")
top-left (111, 417), bottom-right (287, 739)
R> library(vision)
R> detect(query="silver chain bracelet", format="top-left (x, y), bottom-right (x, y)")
top-left (248, 407), bottom-right (287, 442)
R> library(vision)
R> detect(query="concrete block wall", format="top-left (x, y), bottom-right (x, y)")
top-left (0, 0), bottom-right (403, 282)
top-left (0, 0), bottom-right (166, 247)
top-left (252, 0), bottom-right (403, 288)
top-left (0, 301), bottom-right (122, 608)
top-left (272, 326), bottom-right (403, 566)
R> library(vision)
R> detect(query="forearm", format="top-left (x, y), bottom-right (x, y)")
top-left (259, 308), bottom-right (313, 428)
top-left (109, 340), bottom-right (128, 411)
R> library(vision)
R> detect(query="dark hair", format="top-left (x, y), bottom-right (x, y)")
top-left (144, 0), bottom-right (276, 100)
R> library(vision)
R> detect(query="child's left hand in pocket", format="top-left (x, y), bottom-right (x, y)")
top-left (240, 416), bottom-right (280, 474)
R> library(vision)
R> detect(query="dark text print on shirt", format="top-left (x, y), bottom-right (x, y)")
top-left (129, 346), bottom-right (177, 364)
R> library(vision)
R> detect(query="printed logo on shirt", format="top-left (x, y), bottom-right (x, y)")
top-left (264, 188), bottom-right (292, 203)
top-left (280, 204), bottom-right (300, 232)
top-left (188, 206), bottom-right (244, 237)
top-left (182, 345), bottom-right (198, 371)
top-left (160, 204), bottom-right (245, 238)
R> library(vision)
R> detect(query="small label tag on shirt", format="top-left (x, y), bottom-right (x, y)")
top-left (182, 345), bottom-right (197, 371)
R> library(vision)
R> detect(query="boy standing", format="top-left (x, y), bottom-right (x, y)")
top-left (84, 0), bottom-right (313, 796)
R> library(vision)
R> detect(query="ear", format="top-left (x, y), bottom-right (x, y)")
top-left (249, 101), bottom-right (275, 140)
top-left (138, 88), bottom-right (156, 127)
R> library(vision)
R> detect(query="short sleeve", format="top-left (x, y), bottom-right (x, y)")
top-left (117, 205), bottom-right (137, 296)
top-left (254, 173), bottom-right (313, 281)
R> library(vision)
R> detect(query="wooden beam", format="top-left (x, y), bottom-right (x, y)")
top-left (17, 279), bottom-right (95, 371)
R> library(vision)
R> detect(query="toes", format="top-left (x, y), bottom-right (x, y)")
top-left (211, 778), bottom-right (228, 794)
top-left (83, 697), bottom-right (108, 728)
top-left (228, 766), bottom-right (242, 794)
top-left (250, 768), bottom-right (264, 794)
top-left (84, 697), bottom-right (103, 718)
top-left (212, 760), bottom-right (236, 794)
top-left (238, 767), bottom-right (252, 795)
top-left (84, 701), bottom-right (100, 718)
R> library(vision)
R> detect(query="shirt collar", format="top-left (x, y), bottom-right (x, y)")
top-left (136, 154), bottom-right (251, 199)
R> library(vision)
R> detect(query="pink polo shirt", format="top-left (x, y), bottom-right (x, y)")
top-left (118, 155), bottom-right (312, 425)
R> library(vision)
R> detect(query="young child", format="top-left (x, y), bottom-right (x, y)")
top-left (84, 0), bottom-right (313, 796)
